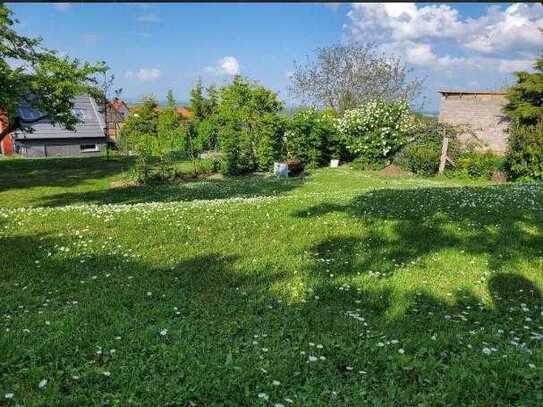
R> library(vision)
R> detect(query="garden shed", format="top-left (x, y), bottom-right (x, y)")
top-left (438, 90), bottom-right (509, 153)
top-left (12, 95), bottom-right (107, 158)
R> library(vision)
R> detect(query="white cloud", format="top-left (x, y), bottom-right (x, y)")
top-left (346, 3), bottom-right (543, 57)
top-left (137, 14), bottom-right (161, 23)
top-left (205, 56), bottom-right (240, 76)
top-left (463, 4), bottom-right (543, 54)
top-left (125, 68), bottom-right (161, 82)
top-left (344, 3), bottom-right (542, 109)
top-left (405, 43), bottom-right (438, 66)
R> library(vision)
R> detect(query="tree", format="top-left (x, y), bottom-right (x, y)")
top-left (216, 76), bottom-right (283, 173)
top-left (504, 54), bottom-right (543, 126)
top-left (118, 96), bottom-right (159, 153)
top-left (289, 43), bottom-right (423, 112)
top-left (0, 4), bottom-right (107, 141)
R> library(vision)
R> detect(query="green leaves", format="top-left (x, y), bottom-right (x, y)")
top-left (0, 4), bottom-right (106, 137)
top-left (504, 54), bottom-right (543, 126)
top-left (336, 100), bottom-right (414, 163)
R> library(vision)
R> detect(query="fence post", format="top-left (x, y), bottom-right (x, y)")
top-left (438, 137), bottom-right (449, 175)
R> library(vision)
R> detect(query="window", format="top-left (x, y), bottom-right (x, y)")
top-left (80, 144), bottom-right (98, 153)
top-left (18, 106), bottom-right (44, 122)
top-left (72, 108), bottom-right (87, 123)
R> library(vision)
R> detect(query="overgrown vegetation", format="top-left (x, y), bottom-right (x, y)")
top-left (504, 53), bottom-right (543, 180)
top-left (284, 108), bottom-right (343, 168)
top-left (395, 117), bottom-right (463, 176)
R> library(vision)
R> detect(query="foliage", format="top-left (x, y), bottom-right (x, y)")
top-left (194, 117), bottom-right (219, 152)
top-left (395, 143), bottom-right (440, 175)
top-left (289, 43), bottom-right (423, 112)
top-left (336, 100), bottom-right (414, 163)
top-left (350, 156), bottom-right (388, 171)
top-left (0, 4), bottom-right (107, 140)
top-left (119, 93), bottom-right (186, 183)
top-left (505, 122), bottom-right (543, 180)
top-left (218, 124), bottom-right (240, 175)
top-left (395, 116), bottom-right (463, 176)
top-left (456, 152), bottom-right (504, 180)
top-left (194, 76), bottom-right (284, 175)
top-left (504, 54), bottom-right (543, 126)
top-left (196, 157), bottom-right (222, 174)
top-left (284, 108), bottom-right (343, 167)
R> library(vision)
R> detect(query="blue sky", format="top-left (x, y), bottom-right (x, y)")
top-left (6, 3), bottom-right (543, 112)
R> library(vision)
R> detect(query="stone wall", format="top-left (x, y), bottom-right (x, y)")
top-left (438, 92), bottom-right (509, 153)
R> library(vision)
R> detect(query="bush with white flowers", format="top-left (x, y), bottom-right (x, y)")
top-left (336, 100), bottom-right (414, 162)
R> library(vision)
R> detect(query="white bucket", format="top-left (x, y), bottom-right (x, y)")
top-left (330, 159), bottom-right (340, 168)
top-left (273, 162), bottom-right (289, 177)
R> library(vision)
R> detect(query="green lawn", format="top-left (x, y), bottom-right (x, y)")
top-left (1, 157), bottom-right (542, 405)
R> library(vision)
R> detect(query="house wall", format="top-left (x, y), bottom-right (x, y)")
top-left (0, 111), bottom-right (13, 156)
top-left (438, 93), bottom-right (509, 153)
top-left (15, 139), bottom-right (106, 158)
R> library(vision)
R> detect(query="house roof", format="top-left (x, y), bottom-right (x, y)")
top-left (175, 106), bottom-right (193, 118)
top-left (438, 90), bottom-right (506, 95)
top-left (109, 98), bottom-right (129, 113)
top-left (14, 95), bottom-right (106, 140)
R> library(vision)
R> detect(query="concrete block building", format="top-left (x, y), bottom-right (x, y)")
top-left (438, 90), bottom-right (509, 153)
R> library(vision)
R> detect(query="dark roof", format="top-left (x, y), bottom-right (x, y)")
top-left (438, 90), bottom-right (506, 95)
top-left (14, 95), bottom-right (106, 140)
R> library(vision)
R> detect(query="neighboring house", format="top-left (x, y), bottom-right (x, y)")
top-left (9, 95), bottom-right (107, 158)
top-left (106, 98), bottom-right (130, 142)
top-left (0, 111), bottom-right (14, 156)
top-left (438, 90), bottom-right (510, 153)
top-left (175, 106), bottom-right (193, 121)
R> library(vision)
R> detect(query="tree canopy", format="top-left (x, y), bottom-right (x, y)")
top-left (504, 54), bottom-right (543, 126)
top-left (0, 4), bottom-right (106, 140)
top-left (289, 43), bottom-right (423, 113)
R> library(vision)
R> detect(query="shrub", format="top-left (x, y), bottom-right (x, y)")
top-left (196, 158), bottom-right (221, 175)
top-left (336, 100), bottom-right (414, 164)
top-left (457, 152), bottom-right (504, 179)
top-left (395, 116), bottom-right (463, 176)
top-left (210, 76), bottom-right (284, 175)
top-left (194, 118), bottom-right (219, 152)
top-left (218, 125), bottom-right (240, 176)
top-left (255, 113), bottom-right (285, 171)
top-left (284, 108), bottom-right (343, 167)
top-left (505, 123), bottom-right (543, 180)
top-left (395, 143), bottom-right (440, 175)
top-left (350, 156), bottom-right (387, 171)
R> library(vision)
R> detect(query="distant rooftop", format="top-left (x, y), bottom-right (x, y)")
top-left (438, 90), bottom-right (506, 95)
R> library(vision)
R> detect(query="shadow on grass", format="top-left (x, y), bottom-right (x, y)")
top-left (0, 156), bottom-right (131, 192)
top-left (32, 174), bottom-right (305, 207)
top-left (294, 185), bottom-right (543, 276)
top-left (1, 226), bottom-right (542, 404)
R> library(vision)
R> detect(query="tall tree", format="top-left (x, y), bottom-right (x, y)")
top-left (504, 54), bottom-right (543, 126)
top-left (289, 43), bottom-right (423, 112)
top-left (0, 4), bottom-right (106, 141)
top-left (189, 79), bottom-right (206, 120)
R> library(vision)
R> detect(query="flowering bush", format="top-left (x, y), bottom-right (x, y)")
top-left (336, 101), bottom-right (414, 162)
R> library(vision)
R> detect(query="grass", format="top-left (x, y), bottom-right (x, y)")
top-left (1, 156), bottom-right (542, 405)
